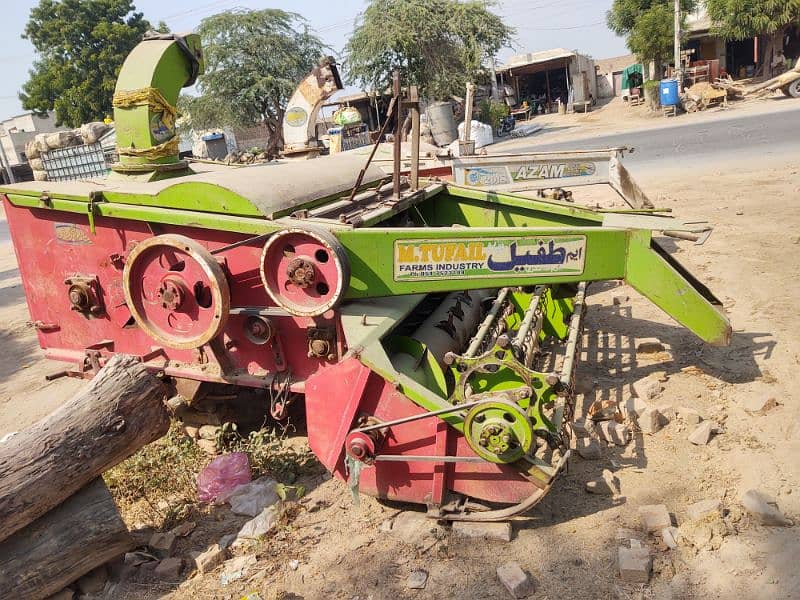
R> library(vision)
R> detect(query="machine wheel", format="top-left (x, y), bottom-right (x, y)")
top-left (464, 400), bottom-right (534, 464)
top-left (260, 227), bottom-right (350, 317)
top-left (123, 234), bottom-right (230, 349)
top-left (782, 79), bottom-right (800, 98)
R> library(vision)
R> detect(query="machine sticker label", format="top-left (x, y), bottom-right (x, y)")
top-left (54, 223), bottom-right (92, 245)
top-left (463, 167), bottom-right (512, 187)
top-left (149, 112), bottom-right (175, 143)
top-left (393, 236), bottom-right (586, 281)
top-left (285, 107), bottom-right (309, 128)
top-left (513, 162), bottom-right (597, 181)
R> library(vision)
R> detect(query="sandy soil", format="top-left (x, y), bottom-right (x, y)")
top-left (1, 150), bottom-right (798, 599)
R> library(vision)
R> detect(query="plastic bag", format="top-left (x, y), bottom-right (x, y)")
top-left (197, 452), bottom-right (251, 503)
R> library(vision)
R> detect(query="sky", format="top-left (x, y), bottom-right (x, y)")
top-left (0, 0), bottom-right (629, 119)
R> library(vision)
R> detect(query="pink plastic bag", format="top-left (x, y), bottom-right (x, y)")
top-left (197, 452), bottom-right (251, 503)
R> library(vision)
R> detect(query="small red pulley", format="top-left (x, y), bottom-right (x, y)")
top-left (260, 227), bottom-right (350, 317)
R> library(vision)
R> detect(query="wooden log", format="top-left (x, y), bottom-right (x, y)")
top-left (0, 354), bottom-right (168, 542)
top-left (748, 61), bottom-right (800, 94)
top-left (0, 478), bottom-right (134, 600)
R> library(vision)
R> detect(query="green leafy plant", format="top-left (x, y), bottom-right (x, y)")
top-left (705, 0), bottom-right (800, 72)
top-left (344, 0), bottom-right (514, 100)
top-left (187, 9), bottom-right (327, 155)
top-left (607, 0), bottom-right (696, 66)
top-left (20, 0), bottom-right (167, 126)
top-left (477, 99), bottom-right (509, 132)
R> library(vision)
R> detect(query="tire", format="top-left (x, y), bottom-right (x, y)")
top-left (782, 79), bottom-right (800, 98)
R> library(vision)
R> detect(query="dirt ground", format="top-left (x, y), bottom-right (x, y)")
top-left (1, 138), bottom-right (798, 599)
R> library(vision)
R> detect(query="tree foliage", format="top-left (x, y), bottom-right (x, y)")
top-left (20, 0), bottom-right (160, 127)
top-left (186, 9), bottom-right (326, 153)
top-left (705, 0), bottom-right (800, 42)
top-left (344, 0), bottom-right (514, 100)
top-left (607, 0), bottom-right (696, 66)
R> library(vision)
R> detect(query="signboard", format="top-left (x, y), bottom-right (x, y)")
top-left (463, 162), bottom-right (597, 188)
top-left (394, 236), bottom-right (586, 281)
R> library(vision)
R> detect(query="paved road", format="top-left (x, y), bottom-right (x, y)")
top-left (508, 102), bottom-right (800, 172)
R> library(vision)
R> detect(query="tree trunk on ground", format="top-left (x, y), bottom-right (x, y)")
top-left (0, 478), bottom-right (134, 600)
top-left (0, 354), bottom-right (168, 542)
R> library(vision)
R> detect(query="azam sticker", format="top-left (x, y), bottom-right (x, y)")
top-left (285, 107), bottom-right (309, 128)
top-left (394, 236), bottom-right (586, 281)
top-left (513, 162), bottom-right (596, 180)
top-left (149, 112), bottom-right (175, 143)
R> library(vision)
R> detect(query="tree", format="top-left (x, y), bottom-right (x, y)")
top-left (607, 0), bottom-right (696, 68)
top-left (344, 0), bottom-right (514, 100)
top-left (20, 0), bottom-right (160, 127)
top-left (705, 0), bottom-right (800, 72)
top-left (189, 9), bottom-right (326, 155)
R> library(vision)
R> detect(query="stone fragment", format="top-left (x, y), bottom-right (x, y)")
top-left (636, 338), bottom-right (666, 354)
top-left (678, 512), bottom-right (727, 552)
top-left (406, 569), bottom-right (429, 589)
top-left (656, 404), bottom-right (676, 421)
top-left (613, 294), bottom-right (629, 306)
top-left (588, 399), bottom-right (619, 421)
top-left (597, 421), bottom-right (630, 446)
top-left (288, 559), bottom-right (300, 571)
top-left (639, 504), bottom-right (672, 532)
top-left (571, 418), bottom-right (591, 438)
top-left (622, 395), bottom-right (649, 419)
top-left (77, 566), bottom-right (107, 595)
top-left (575, 438), bottom-right (602, 460)
top-left (615, 528), bottom-right (642, 541)
top-left (44, 589), bottom-right (75, 600)
top-left (149, 531), bottom-right (177, 558)
top-left (639, 407), bottom-right (663, 434)
top-left (184, 425), bottom-right (200, 439)
top-left (195, 544), bottom-right (227, 574)
top-left (742, 395), bottom-right (778, 415)
top-left (740, 489), bottom-right (791, 526)
top-left (661, 526), bottom-right (679, 549)
top-left (585, 469), bottom-right (619, 495)
top-left (678, 407), bottom-right (703, 426)
top-left (618, 545), bottom-right (652, 583)
top-left (688, 421), bottom-right (716, 445)
top-left (496, 562), bottom-right (534, 598)
top-left (196, 438), bottom-right (218, 455)
top-left (379, 519), bottom-right (393, 533)
top-left (633, 376), bottom-right (663, 401)
top-left (391, 511), bottom-right (445, 546)
top-left (686, 499), bottom-right (721, 522)
top-left (170, 521), bottom-right (196, 537)
top-left (198, 425), bottom-right (220, 440)
top-left (452, 521), bottom-right (512, 542)
top-left (155, 557), bottom-right (182, 579)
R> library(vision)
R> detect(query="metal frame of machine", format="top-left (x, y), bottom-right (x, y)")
top-left (0, 35), bottom-right (731, 520)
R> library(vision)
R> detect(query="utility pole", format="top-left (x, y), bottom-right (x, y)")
top-left (674, 0), bottom-right (682, 91)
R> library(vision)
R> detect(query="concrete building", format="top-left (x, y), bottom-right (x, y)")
top-left (497, 48), bottom-right (598, 111)
top-left (0, 112), bottom-right (65, 165)
top-left (686, 6), bottom-right (800, 78)
top-left (595, 54), bottom-right (638, 98)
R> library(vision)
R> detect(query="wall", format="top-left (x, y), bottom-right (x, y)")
top-left (596, 72), bottom-right (616, 98)
top-left (0, 112), bottom-right (66, 165)
top-left (570, 54), bottom-right (597, 103)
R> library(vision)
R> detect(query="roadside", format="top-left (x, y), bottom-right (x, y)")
top-left (492, 93), bottom-right (800, 154)
top-left (0, 153), bottom-right (798, 599)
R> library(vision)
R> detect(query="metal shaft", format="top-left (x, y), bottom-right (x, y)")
top-left (465, 288), bottom-right (509, 357)
top-left (392, 70), bottom-right (402, 200)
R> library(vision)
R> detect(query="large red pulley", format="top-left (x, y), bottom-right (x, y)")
top-left (260, 227), bottom-right (350, 317)
top-left (123, 234), bottom-right (231, 349)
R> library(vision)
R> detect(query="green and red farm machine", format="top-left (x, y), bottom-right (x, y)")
top-left (1, 35), bottom-right (730, 520)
